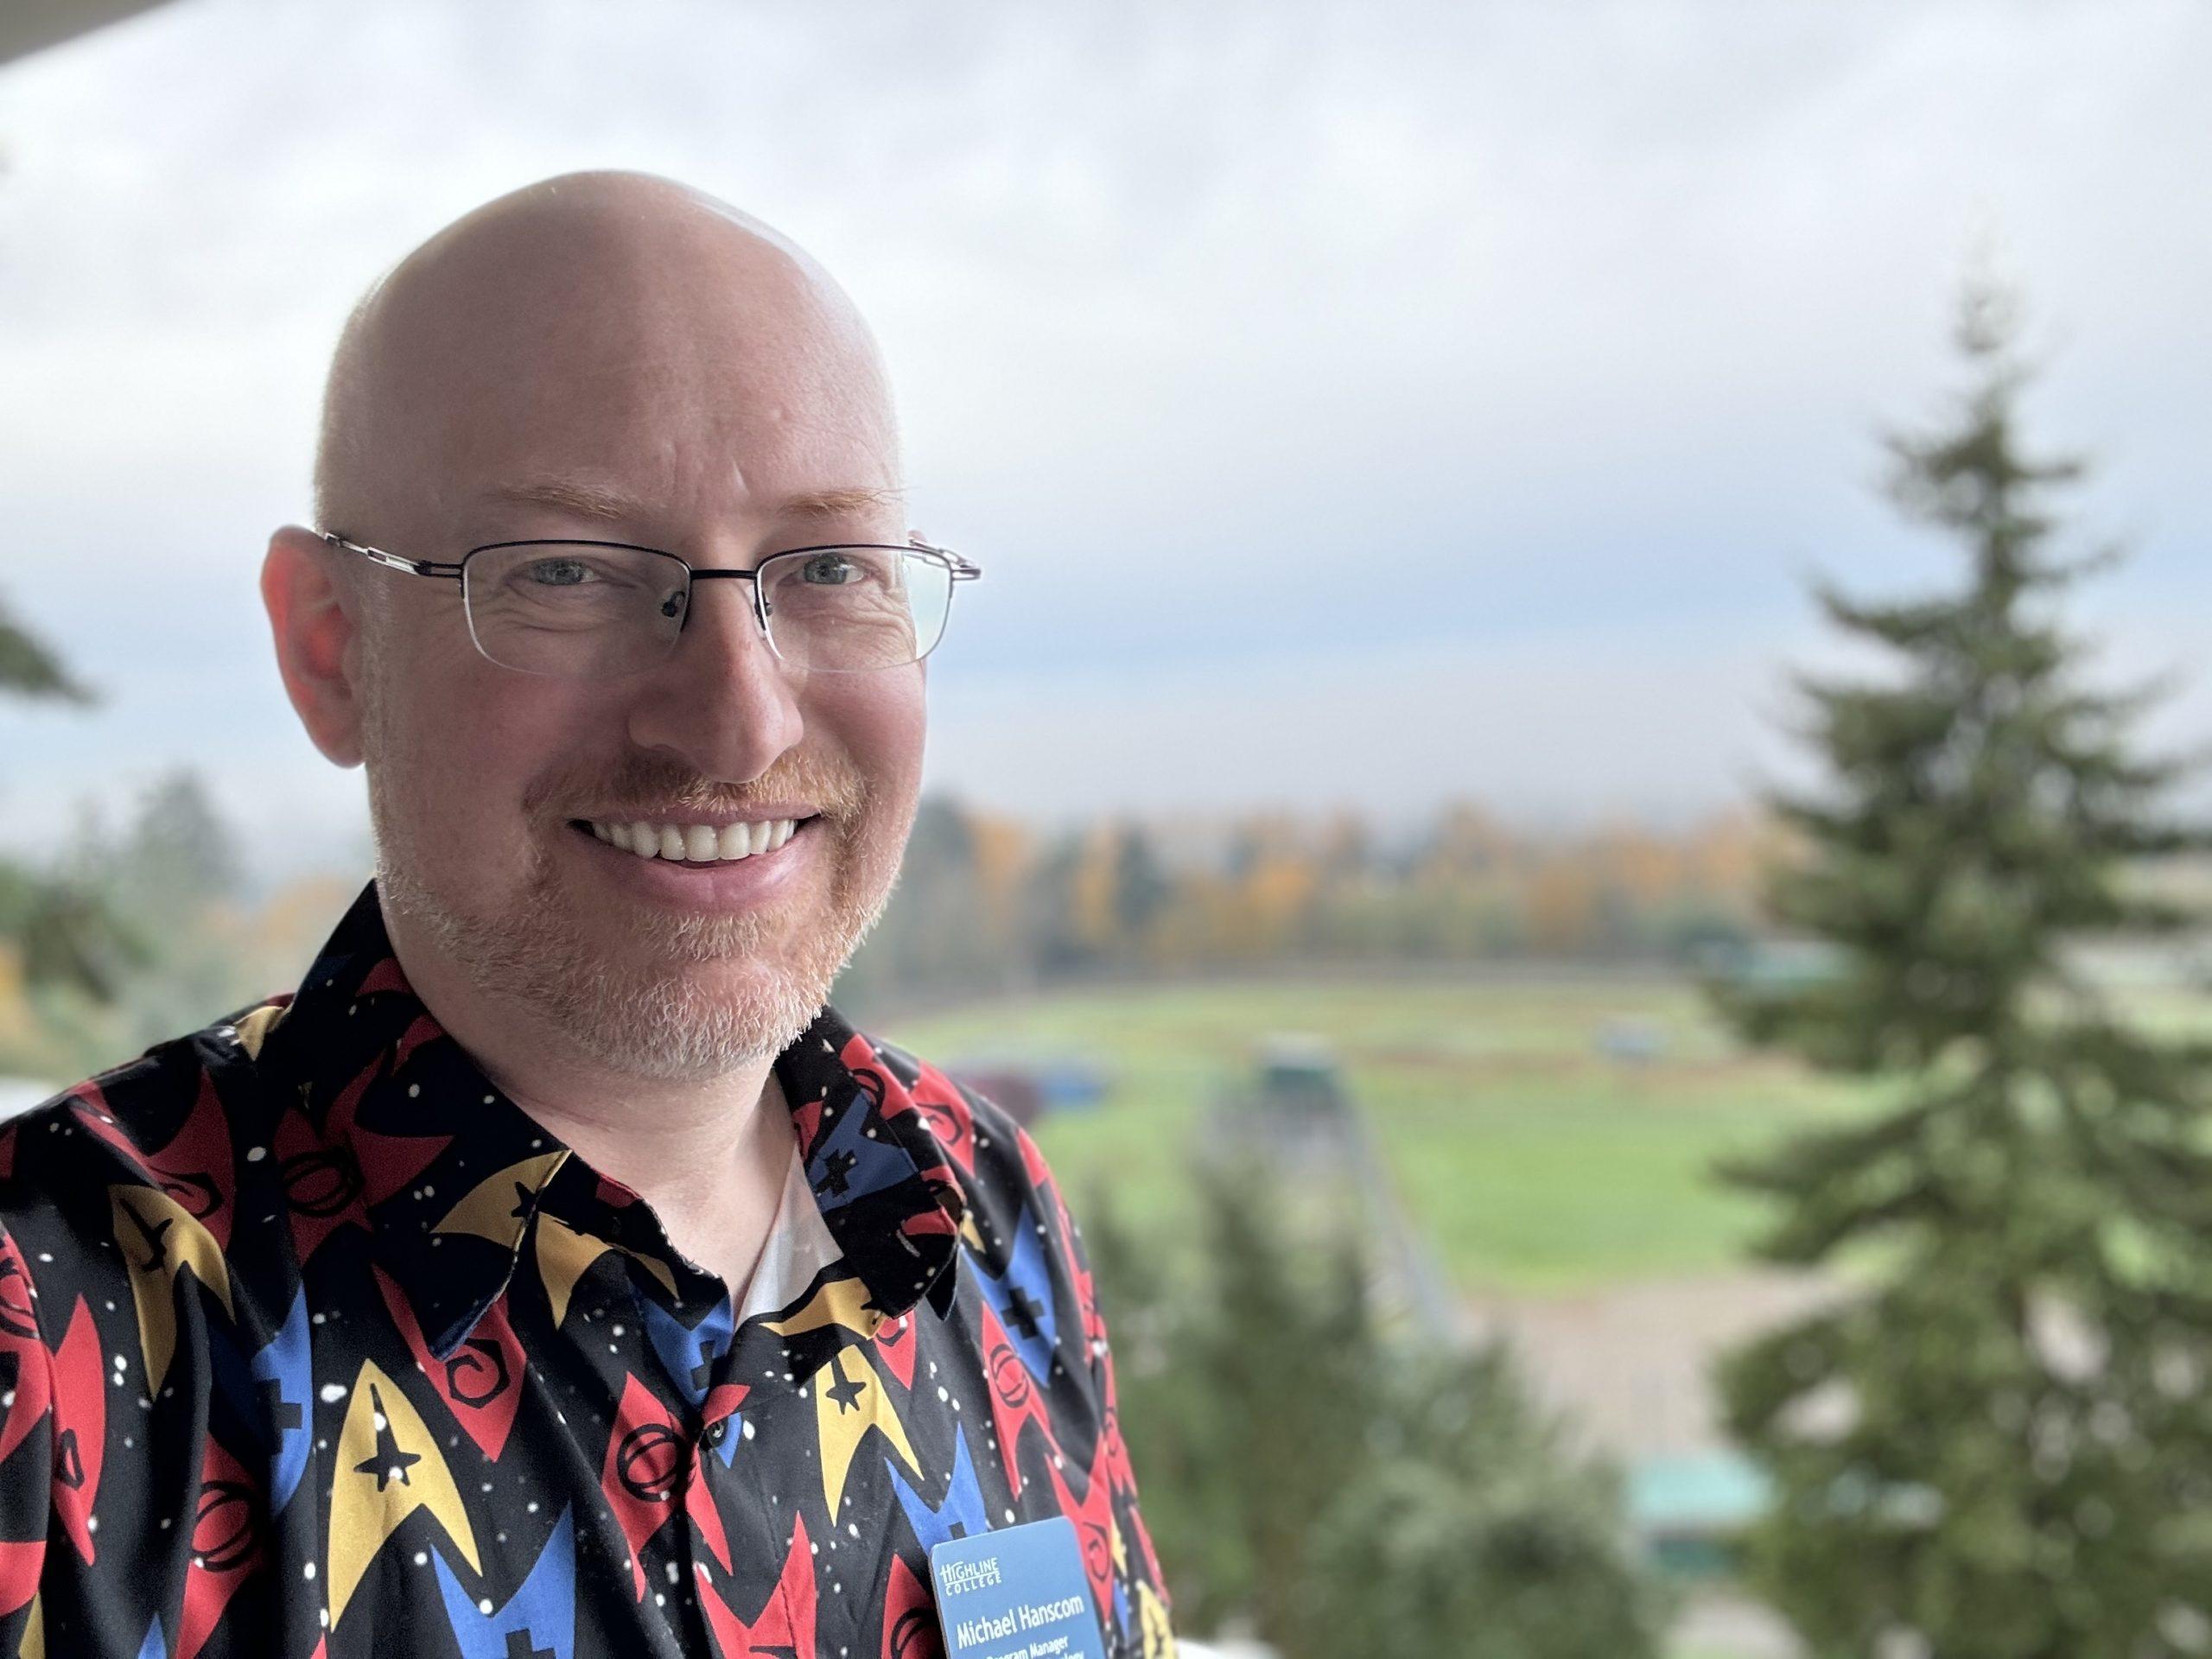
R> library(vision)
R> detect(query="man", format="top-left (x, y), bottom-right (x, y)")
top-left (0, 172), bottom-right (1176, 1659)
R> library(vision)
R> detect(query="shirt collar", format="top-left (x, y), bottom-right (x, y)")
top-left (254, 880), bottom-right (966, 1360)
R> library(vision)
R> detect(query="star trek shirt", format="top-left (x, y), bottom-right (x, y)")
top-left (0, 881), bottom-right (1176, 1658)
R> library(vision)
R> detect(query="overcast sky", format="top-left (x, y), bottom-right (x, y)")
top-left (2, 0), bottom-right (2208, 875)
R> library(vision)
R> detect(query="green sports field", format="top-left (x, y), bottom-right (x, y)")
top-left (884, 970), bottom-right (2212, 1295)
top-left (882, 973), bottom-right (1884, 1294)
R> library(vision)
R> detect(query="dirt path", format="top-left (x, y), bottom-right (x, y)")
top-left (1459, 1269), bottom-right (1844, 1657)
top-left (1463, 1266), bottom-right (1849, 1462)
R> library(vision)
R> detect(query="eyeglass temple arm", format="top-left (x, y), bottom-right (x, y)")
top-left (908, 533), bottom-right (983, 581)
top-left (319, 532), bottom-right (463, 580)
top-left (914, 541), bottom-right (982, 581)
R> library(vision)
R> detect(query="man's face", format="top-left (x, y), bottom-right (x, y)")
top-left (334, 203), bottom-right (925, 1080)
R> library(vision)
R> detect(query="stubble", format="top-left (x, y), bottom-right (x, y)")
top-left (362, 679), bottom-right (907, 1081)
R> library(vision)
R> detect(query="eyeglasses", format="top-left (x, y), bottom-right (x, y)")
top-left (317, 531), bottom-right (982, 679)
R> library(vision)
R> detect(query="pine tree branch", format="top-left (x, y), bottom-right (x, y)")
top-left (1808, 575), bottom-right (1971, 652)
top-left (0, 598), bottom-right (92, 704)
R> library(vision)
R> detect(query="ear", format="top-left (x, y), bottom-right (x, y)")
top-left (261, 525), bottom-right (368, 767)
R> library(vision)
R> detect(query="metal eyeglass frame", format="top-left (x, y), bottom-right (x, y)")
top-left (316, 530), bottom-right (982, 675)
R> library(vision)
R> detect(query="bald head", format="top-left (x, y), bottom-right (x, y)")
top-left (313, 170), bottom-right (901, 550)
top-left (267, 170), bottom-right (931, 1089)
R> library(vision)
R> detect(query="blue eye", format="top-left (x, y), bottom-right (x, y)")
top-left (526, 558), bottom-right (595, 586)
top-left (800, 553), bottom-right (861, 585)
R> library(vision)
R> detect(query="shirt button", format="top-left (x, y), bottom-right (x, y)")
top-left (702, 1418), bottom-right (728, 1446)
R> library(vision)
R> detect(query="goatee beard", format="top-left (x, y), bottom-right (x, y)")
top-left (365, 748), bottom-right (905, 1083)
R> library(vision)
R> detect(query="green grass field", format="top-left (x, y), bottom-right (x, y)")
top-left (881, 973), bottom-right (1888, 1294)
top-left (885, 970), bottom-right (2212, 1296)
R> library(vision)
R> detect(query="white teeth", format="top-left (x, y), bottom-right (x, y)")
top-left (588, 817), bottom-right (804, 861)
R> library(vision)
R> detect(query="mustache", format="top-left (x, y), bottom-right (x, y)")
top-left (524, 750), bottom-right (872, 822)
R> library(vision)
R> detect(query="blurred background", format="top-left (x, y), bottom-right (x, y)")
top-left (3, 3), bottom-right (2209, 1656)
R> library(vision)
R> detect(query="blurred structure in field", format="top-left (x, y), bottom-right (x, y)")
top-left (941, 1055), bottom-right (1109, 1129)
top-left (1206, 1033), bottom-right (1465, 1344)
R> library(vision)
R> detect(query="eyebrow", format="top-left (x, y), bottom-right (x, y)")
top-left (482, 478), bottom-right (907, 526)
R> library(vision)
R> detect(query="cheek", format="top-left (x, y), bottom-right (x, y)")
top-left (819, 670), bottom-right (927, 798)
top-left (377, 648), bottom-right (605, 834)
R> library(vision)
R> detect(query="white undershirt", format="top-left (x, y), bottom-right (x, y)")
top-left (730, 1137), bottom-right (845, 1325)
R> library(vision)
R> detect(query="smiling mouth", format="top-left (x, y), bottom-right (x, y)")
top-left (567, 815), bottom-right (822, 863)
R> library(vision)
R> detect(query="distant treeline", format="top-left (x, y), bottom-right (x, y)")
top-left (837, 795), bottom-right (1794, 1008)
top-left (6, 774), bottom-right (2198, 1074)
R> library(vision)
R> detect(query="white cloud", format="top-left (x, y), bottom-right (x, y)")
top-left (0, 0), bottom-right (2206, 868)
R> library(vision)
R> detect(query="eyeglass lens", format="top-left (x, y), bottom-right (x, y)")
top-left (458, 543), bottom-right (955, 677)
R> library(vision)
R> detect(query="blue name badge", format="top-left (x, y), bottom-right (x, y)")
top-left (929, 1516), bottom-right (1107, 1659)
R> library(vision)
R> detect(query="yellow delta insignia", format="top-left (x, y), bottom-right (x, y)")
top-left (1136, 1583), bottom-right (1176, 1659)
top-left (17, 1590), bottom-right (42, 1659)
top-left (111, 1184), bottom-right (236, 1395)
top-left (532, 1211), bottom-right (676, 1328)
top-left (231, 1001), bottom-right (287, 1059)
top-left (766, 1273), bottom-right (882, 1340)
top-left (433, 1151), bottom-right (569, 1246)
top-left (809, 1344), bottom-right (918, 1515)
top-left (327, 1358), bottom-right (480, 1627)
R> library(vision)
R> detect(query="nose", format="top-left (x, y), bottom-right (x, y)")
top-left (623, 574), bottom-right (805, 781)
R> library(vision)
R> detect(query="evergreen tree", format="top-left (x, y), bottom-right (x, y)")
top-left (0, 591), bottom-right (125, 1008)
top-left (0, 592), bottom-right (89, 705)
top-left (836, 795), bottom-right (1003, 1014)
top-left (1021, 830), bottom-right (1100, 976)
top-left (1301, 1344), bottom-right (1669, 1659)
top-left (1110, 823), bottom-right (1174, 951)
top-left (1709, 283), bottom-right (2212, 1656)
top-left (110, 770), bottom-right (245, 917)
top-left (1089, 1164), bottom-right (1666, 1658)
top-left (1086, 1160), bottom-right (1377, 1644)
top-left (79, 769), bottom-right (247, 1045)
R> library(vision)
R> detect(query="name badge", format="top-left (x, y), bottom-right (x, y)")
top-left (929, 1515), bottom-right (1106, 1659)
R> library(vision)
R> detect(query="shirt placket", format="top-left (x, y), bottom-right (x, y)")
top-left (518, 1162), bottom-right (730, 1655)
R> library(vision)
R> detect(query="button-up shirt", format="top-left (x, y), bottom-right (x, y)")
top-left (0, 883), bottom-right (1176, 1658)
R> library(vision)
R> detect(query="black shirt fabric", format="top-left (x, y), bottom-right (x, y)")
top-left (0, 881), bottom-right (1176, 1658)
